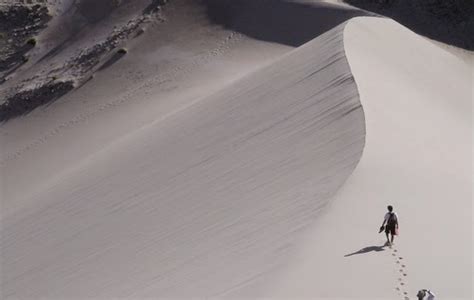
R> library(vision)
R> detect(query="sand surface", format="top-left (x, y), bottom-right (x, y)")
top-left (262, 17), bottom-right (472, 300)
top-left (1, 1), bottom-right (472, 299)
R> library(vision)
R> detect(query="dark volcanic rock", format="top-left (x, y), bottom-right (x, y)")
top-left (0, 4), bottom-right (52, 77)
top-left (0, 0), bottom-right (171, 122)
top-left (0, 80), bottom-right (75, 122)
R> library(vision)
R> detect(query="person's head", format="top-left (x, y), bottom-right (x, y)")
top-left (387, 205), bottom-right (393, 212)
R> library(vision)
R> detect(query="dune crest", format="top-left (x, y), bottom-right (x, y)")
top-left (1, 19), bottom-right (365, 298)
top-left (2, 1), bottom-right (470, 298)
top-left (265, 17), bottom-right (472, 299)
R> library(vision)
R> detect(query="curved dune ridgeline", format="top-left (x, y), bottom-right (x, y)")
top-left (2, 1), bottom-right (470, 299)
top-left (1, 0), bottom-right (368, 218)
top-left (1, 20), bottom-right (365, 298)
top-left (267, 17), bottom-right (472, 299)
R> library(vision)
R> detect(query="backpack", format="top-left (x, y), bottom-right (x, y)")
top-left (387, 212), bottom-right (398, 227)
top-left (417, 289), bottom-right (436, 300)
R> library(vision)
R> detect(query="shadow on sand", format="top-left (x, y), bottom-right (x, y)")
top-left (344, 245), bottom-right (386, 257)
top-left (98, 51), bottom-right (127, 71)
top-left (201, 0), bottom-right (368, 47)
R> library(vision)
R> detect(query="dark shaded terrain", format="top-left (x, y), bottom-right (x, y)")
top-left (344, 0), bottom-right (474, 50)
top-left (201, 0), bottom-right (368, 47)
top-left (0, 0), bottom-right (168, 122)
top-left (0, 4), bottom-right (51, 81)
top-left (0, 80), bottom-right (74, 122)
top-left (77, 0), bottom-right (123, 23)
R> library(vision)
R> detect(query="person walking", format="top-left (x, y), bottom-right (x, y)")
top-left (380, 205), bottom-right (399, 246)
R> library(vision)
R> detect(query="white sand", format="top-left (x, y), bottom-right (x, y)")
top-left (262, 18), bottom-right (473, 300)
top-left (1, 0), bottom-right (293, 214)
top-left (1, 1), bottom-right (472, 299)
top-left (1, 18), bottom-right (365, 299)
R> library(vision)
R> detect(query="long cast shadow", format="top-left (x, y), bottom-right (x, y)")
top-left (201, 0), bottom-right (369, 47)
top-left (345, 245), bottom-right (386, 257)
top-left (97, 51), bottom-right (127, 71)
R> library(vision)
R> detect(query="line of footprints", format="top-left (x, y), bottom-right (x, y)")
top-left (390, 246), bottom-right (410, 300)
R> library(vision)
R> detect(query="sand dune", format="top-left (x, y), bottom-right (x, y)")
top-left (261, 17), bottom-right (472, 300)
top-left (1, 18), bottom-right (366, 298)
top-left (1, 0), bottom-right (365, 229)
top-left (1, 1), bottom-right (472, 299)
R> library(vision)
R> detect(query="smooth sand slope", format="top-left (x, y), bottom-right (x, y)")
top-left (1, 0), bottom-right (365, 215)
top-left (1, 1), bottom-right (472, 299)
top-left (1, 16), bottom-right (365, 299)
top-left (265, 18), bottom-right (472, 300)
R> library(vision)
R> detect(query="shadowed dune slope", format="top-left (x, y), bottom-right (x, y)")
top-left (201, 0), bottom-right (367, 46)
top-left (1, 21), bottom-right (365, 298)
top-left (1, 0), bottom-right (368, 210)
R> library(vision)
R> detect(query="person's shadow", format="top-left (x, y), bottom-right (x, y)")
top-left (344, 245), bottom-right (386, 257)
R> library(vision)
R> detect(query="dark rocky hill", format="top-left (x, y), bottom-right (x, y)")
top-left (345, 0), bottom-right (474, 50)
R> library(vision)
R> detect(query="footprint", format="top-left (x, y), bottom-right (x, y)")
top-left (396, 287), bottom-right (401, 291)
top-left (399, 257), bottom-right (403, 259)
top-left (405, 297), bottom-right (410, 300)
top-left (400, 282), bottom-right (405, 286)
top-left (403, 273), bottom-right (407, 276)
top-left (402, 264), bottom-right (406, 268)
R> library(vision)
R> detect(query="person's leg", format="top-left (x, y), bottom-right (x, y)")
top-left (385, 231), bottom-right (390, 244)
top-left (390, 227), bottom-right (396, 244)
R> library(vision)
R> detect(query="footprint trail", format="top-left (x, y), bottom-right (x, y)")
top-left (390, 246), bottom-right (410, 300)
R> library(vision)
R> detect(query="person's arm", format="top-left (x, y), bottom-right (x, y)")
top-left (381, 213), bottom-right (387, 227)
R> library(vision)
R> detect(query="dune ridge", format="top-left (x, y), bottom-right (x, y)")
top-left (261, 17), bottom-right (472, 299)
top-left (1, 0), bottom-right (366, 218)
top-left (1, 1), bottom-right (471, 299)
top-left (1, 19), bottom-right (366, 298)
